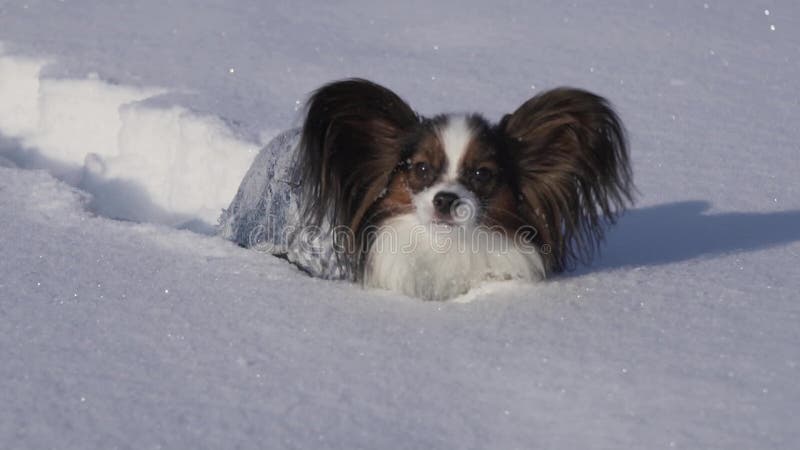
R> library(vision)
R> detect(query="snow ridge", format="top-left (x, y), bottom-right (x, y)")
top-left (0, 44), bottom-right (258, 230)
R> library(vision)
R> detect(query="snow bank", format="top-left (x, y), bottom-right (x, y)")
top-left (0, 45), bottom-right (258, 229)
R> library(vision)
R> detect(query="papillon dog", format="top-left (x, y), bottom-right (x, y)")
top-left (293, 78), bottom-right (632, 300)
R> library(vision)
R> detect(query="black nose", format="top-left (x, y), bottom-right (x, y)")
top-left (433, 192), bottom-right (459, 215)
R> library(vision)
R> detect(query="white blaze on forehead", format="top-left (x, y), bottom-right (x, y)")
top-left (437, 116), bottom-right (474, 180)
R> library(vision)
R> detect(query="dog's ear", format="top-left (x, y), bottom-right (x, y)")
top-left (298, 78), bottom-right (419, 230)
top-left (498, 88), bottom-right (633, 272)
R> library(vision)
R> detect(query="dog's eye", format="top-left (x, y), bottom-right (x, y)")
top-left (472, 167), bottom-right (494, 183)
top-left (414, 162), bottom-right (433, 183)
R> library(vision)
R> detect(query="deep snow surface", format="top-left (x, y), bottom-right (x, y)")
top-left (1, 1), bottom-right (799, 448)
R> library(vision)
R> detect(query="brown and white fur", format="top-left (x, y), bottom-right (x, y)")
top-left (297, 79), bottom-right (632, 300)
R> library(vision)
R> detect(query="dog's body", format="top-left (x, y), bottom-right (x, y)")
top-left (222, 79), bottom-right (632, 300)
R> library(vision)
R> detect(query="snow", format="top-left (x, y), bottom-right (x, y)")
top-left (1, 0), bottom-right (799, 448)
top-left (0, 47), bottom-right (257, 229)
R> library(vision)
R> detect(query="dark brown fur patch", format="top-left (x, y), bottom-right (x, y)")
top-left (298, 79), bottom-right (419, 233)
top-left (371, 173), bottom-right (414, 224)
top-left (498, 88), bottom-right (633, 272)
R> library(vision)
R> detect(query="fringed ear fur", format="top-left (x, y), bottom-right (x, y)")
top-left (298, 78), bottom-right (419, 232)
top-left (498, 87), bottom-right (633, 273)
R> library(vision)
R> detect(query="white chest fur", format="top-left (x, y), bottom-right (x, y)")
top-left (364, 214), bottom-right (545, 300)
